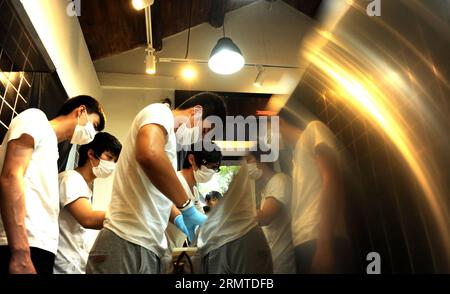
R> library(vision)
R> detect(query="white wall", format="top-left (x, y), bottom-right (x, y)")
top-left (20, 0), bottom-right (102, 99)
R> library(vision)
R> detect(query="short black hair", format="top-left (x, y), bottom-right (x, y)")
top-left (57, 95), bottom-right (106, 131)
top-left (160, 98), bottom-right (172, 108)
top-left (177, 92), bottom-right (227, 124)
top-left (205, 191), bottom-right (223, 201)
top-left (182, 143), bottom-right (223, 169)
top-left (78, 132), bottom-right (122, 167)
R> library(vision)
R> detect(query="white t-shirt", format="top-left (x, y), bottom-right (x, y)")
top-left (0, 109), bottom-right (59, 254)
top-left (260, 173), bottom-right (296, 274)
top-left (54, 170), bottom-right (92, 274)
top-left (291, 121), bottom-right (346, 246)
top-left (104, 103), bottom-right (177, 258)
top-left (165, 171), bottom-right (203, 249)
top-left (197, 160), bottom-right (258, 256)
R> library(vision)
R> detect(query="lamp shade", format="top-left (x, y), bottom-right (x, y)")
top-left (208, 37), bottom-right (245, 75)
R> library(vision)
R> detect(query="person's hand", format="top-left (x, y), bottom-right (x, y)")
top-left (181, 205), bottom-right (207, 241)
top-left (9, 251), bottom-right (37, 274)
top-left (174, 214), bottom-right (190, 241)
top-left (311, 246), bottom-right (335, 274)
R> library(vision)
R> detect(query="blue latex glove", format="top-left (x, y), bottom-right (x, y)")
top-left (181, 205), bottom-right (207, 242)
top-left (174, 214), bottom-right (189, 241)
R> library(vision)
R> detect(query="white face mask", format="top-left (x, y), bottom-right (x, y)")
top-left (71, 111), bottom-right (97, 145)
top-left (175, 107), bottom-right (202, 146)
top-left (91, 159), bottom-right (116, 178)
top-left (247, 162), bottom-right (263, 180)
top-left (193, 165), bottom-right (215, 184)
top-left (175, 121), bottom-right (200, 146)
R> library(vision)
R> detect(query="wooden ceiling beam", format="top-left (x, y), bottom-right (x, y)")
top-left (208, 0), bottom-right (227, 28)
top-left (78, 0), bottom-right (146, 60)
top-left (281, 0), bottom-right (322, 18)
top-left (78, 0), bottom-right (321, 60)
top-left (151, 0), bottom-right (163, 51)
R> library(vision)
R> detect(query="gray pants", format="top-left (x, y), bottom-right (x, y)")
top-left (202, 226), bottom-right (273, 274)
top-left (86, 228), bottom-right (161, 274)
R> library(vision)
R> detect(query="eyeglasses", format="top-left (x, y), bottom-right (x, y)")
top-left (201, 159), bottom-right (221, 172)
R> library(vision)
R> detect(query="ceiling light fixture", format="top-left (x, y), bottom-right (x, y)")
top-left (132, 0), bottom-right (154, 10)
top-left (145, 46), bottom-right (156, 74)
top-left (208, 16), bottom-right (245, 75)
top-left (143, 2), bottom-right (156, 74)
top-left (253, 65), bottom-right (265, 88)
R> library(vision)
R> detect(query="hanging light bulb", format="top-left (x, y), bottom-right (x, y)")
top-left (208, 37), bottom-right (245, 75)
top-left (132, 0), bottom-right (154, 10)
top-left (182, 65), bottom-right (197, 80)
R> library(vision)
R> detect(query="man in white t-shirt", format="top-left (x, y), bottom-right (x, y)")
top-left (166, 144), bottom-right (222, 249)
top-left (280, 119), bottom-right (350, 273)
top-left (54, 132), bottom-right (122, 274)
top-left (0, 95), bottom-right (105, 274)
top-left (86, 92), bottom-right (227, 274)
top-left (247, 153), bottom-right (296, 274)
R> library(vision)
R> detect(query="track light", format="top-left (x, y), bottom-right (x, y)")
top-left (132, 0), bottom-right (154, 10)
top-left (254, 66), bottom-right (264, 88)
top-left (145, 47), bottom-right (156, 75)
top-left (142, 2), bottom-right (156, 74)
top-left (208, 37), bottom-right (245, 75)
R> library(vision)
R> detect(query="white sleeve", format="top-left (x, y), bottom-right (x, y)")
top-left (138, 103), bottom-right (174, 136)
top-left (7, 109), bottom-right (48, 149)
top-left (263, 174), bottom-right (291, 207)
top-left (59, 172), bottom-right (91, 207)
top-left (309, 121), bottom-right (338, 155)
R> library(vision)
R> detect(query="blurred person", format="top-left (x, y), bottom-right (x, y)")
top-left (166, 144), bottom-right (222, 249)
top-left (86, 92), bottom-right (227, 274)
top-left (0, 95), bottom-right (105, 274)
top-left (197, 160), bottom-right (273, 274)
top-left (247, 153), bottom-right (296, 274)
top-left (203, 191), bottom-right (223, 214)
top-left (53, 132), bottom-right (121, 274)
top-left (280, 119), bottom-right (349, 274)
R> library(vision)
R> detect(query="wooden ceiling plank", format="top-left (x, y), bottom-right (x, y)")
top-left (151, 0), bottom-right (163, 51)
top-left (79, 0), bottom-right (320, 60)
top-left (281, 0), bottom-right (322, 18)
top-left (209, 0), bottom-right (227, 28)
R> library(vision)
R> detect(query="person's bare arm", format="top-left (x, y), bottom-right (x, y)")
top-left (66, 198), bottom-right (105, 230)
top-left (135, 124), bottom-right (189, 207)
top-left (312, 143), bottom-right (342, 273)
top-left (0, 135), bottom-right (36, 274)
top-left (169, 204), bottom-right (181, 224)
top-left (257, 197), bottom-right (282, 226)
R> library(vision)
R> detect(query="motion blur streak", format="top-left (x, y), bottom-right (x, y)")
top-left (302, 0), bottom-right (450, 265)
